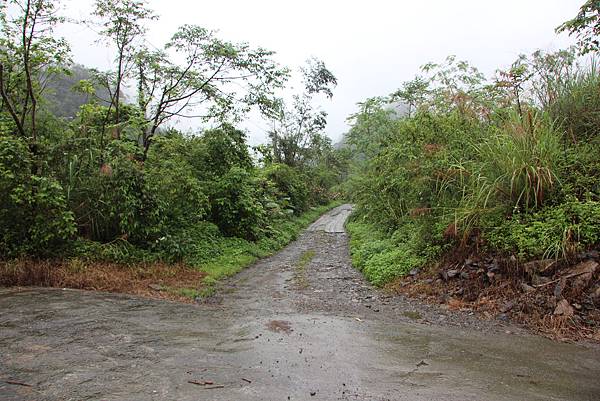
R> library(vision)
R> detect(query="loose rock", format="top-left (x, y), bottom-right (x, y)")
top-left (532, 274), bottom-right (551, 286)
top-left (447, 269), bottom-right (459, 279)
top-left (500, 301), bottom-right (514, 313)
top-left (523, 259), bottom-right (556, 276)
top-left (554, 299), bottom-right (574, 317)
top-left (520, 283), bottom-right (535, 293)
top-left (570, 260), bottom-right (598, 291)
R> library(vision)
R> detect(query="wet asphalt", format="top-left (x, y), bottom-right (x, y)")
top-left (1, 204), bottom-right (600, 401)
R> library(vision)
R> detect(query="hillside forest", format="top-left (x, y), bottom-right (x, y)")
top-left (344, 2), bottom-right (600, 339)
top-left (0, 0), bottom-right (348, 297)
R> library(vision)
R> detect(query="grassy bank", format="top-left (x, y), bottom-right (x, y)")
top-left (346, 219), bottom-right (441, 287)
top-left (0, 202), bottom-right (340, 301)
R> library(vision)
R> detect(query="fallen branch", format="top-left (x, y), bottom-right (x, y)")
top-left (187, 380), bottom-right (224, 389)
top-left (533, 270), bottom-right (592, 288)
top-left (188, 380), bottom-right (213, 386)
top-left (5, 380), bottom-right (33, 387)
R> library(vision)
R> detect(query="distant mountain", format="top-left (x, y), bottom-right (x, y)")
top-left (333, 100), bottom-right (409, 150)
top-left (386, 101), bottom-right (410, 119)
top-left (43, 64), bottom-right (113, 119)
top-left (333, 135), bottom-right (347, 150)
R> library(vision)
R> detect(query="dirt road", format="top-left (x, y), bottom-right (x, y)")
top-left (1, 205), bottom-right (599, 400)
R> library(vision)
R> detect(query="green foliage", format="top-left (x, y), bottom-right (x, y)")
top-left (146, 136), bottom-right (209, 230)
top-left (347, 220), bottom-right (432, 286)
top-left (262, 163), bottom-right (309, 213)
top-left (346, 48), bottom-right (600, 286)
top-left (197, 125), bottom-right (254, 177)
top-left (0, 135), bottom-right (75, 256)
top-left (556, 0), bottom-right (600, 55)
top-left (558, 139), bottom-right (600, 199)
top-left (0, 0), bottom-right (343, 302)
top-left (488, 198), bottom-right (600, 260)
top-left (547, 60), bottom-right (600, 142)
top-left (209, 167), bottom-right (268, 240)
top-left (451, 110), bottom-right (563, 234)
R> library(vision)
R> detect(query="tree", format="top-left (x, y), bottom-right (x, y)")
top-left (92, 0), bottom-right (157, 134)
top-left (134, 25), bottom-right (288, 159)
top-left (269, 58), bottom-right (337, 167)
top-left (0, 0), bottom-right (70, 142)
top-left (390, 77), bottom-right (429, 117)
top-left (346, 97), bottom-right (395, 159)
top-left (557, 0), bottom-right (600, 55)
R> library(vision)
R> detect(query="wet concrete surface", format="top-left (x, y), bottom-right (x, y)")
top-left (1, 204), bottom-right (600, 400)
top-left (307, 204), bottom-right (353, 233)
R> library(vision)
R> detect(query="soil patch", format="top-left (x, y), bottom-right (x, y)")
top-left (266, 320), bottom-right (293, 334)
top-left (0, 259), bottom-right (205, 303)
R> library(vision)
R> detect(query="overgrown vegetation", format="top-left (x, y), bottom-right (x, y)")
top-left (345, 4), bottom-right (600, 287)
top-left (0, 0), bottom-right (348, 297)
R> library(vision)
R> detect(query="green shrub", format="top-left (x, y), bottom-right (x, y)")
top-left (210, 167), bottom-right (268, 240)
top-left (347, 220), bottom-right (434, 286)
top-left (67, 141), bottom-right (162, 243)
top-left (487, 198), bottom-right (600, 260)
top-left (0, 135), bottom-right (76, 257)
top-left (146, 140), bottom-right (209, 231)
top-left (262, 163), bottom-right (309, 214)
top-left (557, 139), bottom-right (600, 199)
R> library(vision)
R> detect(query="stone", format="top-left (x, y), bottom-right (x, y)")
top-left (569, 260), bottom-right (599, 291)
top-left (447, 269), bottom-right (459, 278)
top-left (520, 282), bottom-right (535, 293)
top-left (409, 268), bottom-right (419, 276)
top-left (592, 287), bottom-right (600, 303)
top-left (553, 299), bottom-right (574, 317)
top-left (581, 250), bottom-right (599, 260)
top-left (148, 284), bottom-right (165, 291)
top-left (498, 313), bottom-right (510, 322)
top-left (553, 278), bottom-right (567, 298)
top-left (531, 274), bottom-right (551, 286)
top-left (453, 288), bottom-right (464, 296)
top-left (523, 259), bottom-right (556, 276)
top-left (500, 301), bottom-right (514, 313)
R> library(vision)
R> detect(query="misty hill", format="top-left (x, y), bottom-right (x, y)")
top-left (43, 64), bottom-right (112, 118)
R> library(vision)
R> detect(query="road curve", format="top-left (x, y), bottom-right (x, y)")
top-left (308, 204), bottom-right (353, 233)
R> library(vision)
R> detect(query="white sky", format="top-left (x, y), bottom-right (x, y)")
top-left (56, 0), bottom-right (582, 145)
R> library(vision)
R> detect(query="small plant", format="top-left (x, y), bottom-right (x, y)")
top-left (488, 198), bottom-right (600, 260)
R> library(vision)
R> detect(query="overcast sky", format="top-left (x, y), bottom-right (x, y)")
top-left (56, 0), bottom-right (582, 145)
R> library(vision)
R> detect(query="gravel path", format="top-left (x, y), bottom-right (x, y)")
top-left (307, 204), bottom-right (353, 233)
top-left (1, 204), bottom-right (600, 400)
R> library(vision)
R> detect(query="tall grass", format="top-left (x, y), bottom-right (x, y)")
top-left (548, 59), bottom-right (600, 142)
top-left (439, 110), bottom-right (562, 238)
top-left (480, 110), bottom-right (561, 210)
